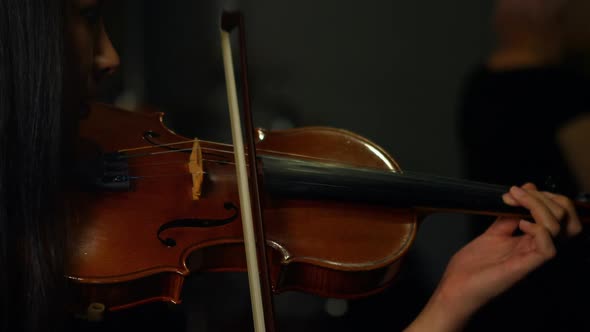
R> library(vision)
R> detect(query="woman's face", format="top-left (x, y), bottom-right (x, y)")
top-left (65, 0), bottom-right (119, 109)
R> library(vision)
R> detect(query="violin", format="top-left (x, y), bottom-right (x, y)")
top-left (67, 102), bottom-right (590, 316)
top-left (68, 101), bottom-right (412, 311)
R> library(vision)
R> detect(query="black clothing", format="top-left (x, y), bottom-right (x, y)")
top-left (459, 65), bottom-right (589, 197)
top-left (458, 65), bottom-right (590, 331)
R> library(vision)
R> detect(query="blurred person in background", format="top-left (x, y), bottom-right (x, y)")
top-left (458, 0), bottom-right (590, 330)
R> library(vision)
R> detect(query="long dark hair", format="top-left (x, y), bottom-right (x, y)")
top-left (0, 0), bottom-right (67, 331)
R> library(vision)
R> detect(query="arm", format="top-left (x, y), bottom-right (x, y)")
top-left (557, 114), bottom-right (590, 193)
top-left (404, 183), bottom-right (582, 331)
top-left (403, 285), bottom-right (471, 332)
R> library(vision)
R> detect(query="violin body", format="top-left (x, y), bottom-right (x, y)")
top-left (67, 103), bottom-right (417, 312)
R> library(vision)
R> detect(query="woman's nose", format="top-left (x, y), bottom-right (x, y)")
top-left (94, 22), bottom-right (120, 81)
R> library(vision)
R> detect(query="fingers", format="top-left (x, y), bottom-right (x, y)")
top-left (525, 189), bottom-right (567, 222)
top-left (521, 182), bottom-right (537, 191)
top-left (502, 183), bottom-right (537, 206)
top-left (518, 219), bottom-right (556, 261)
top-left (509, 185), bottom-right (561, 237)
top-left (502, 182), bottom-right (537, 206)
top-left (502, 192), bottom-right (518, 206)
top-left (542, 191), bottom-right (583, 236)
top-left (486, 217), bottom-right (521, 236)
top-left (502, 183), bottom-right (582, 238)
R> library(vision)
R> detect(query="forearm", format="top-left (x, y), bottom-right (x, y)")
top-left (403, 285), bottom-right (474, 332)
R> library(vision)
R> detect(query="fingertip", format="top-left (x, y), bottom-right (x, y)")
top-left (545, 194), bottom-right (582, 238)
top-left (487, 217), bottom-right (521, 235)
top-left (522, 182), bottom-right (538, 190)
top-left (502, 193), bottom-right (518, 206)
top-left (567, 222), bottom-right (583, 238)
top-left (518, 219), bottom-right (557, 259)
top-left (510, 185), bottom-right (527, 198)
top-left (519, 219), bottom-right (533, 229)
top-left (518, 219), bottom-right (535, 235)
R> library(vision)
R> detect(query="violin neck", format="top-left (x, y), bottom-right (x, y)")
top-left (261, 155), bottom-right (531, 218)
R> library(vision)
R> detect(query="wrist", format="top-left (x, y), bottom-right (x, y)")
top-left (405, 284), bottom-right (474, 332)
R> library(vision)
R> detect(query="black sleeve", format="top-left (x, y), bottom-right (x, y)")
top-left (457, 65), bottom-right (590, 196)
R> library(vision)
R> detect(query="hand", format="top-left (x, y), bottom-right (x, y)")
top-left (502, 182), bottom-right (582, 237)
top-left (405, 183), bottom-right (582, 332)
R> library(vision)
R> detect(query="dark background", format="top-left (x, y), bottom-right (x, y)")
top-left (94, 1), bottom-right (496, 331)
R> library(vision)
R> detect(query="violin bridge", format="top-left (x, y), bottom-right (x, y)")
top-left (189, 138), bottom-right (203, 200)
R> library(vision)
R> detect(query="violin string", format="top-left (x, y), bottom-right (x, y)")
top-left (118, 138), bottom-right (201, 152)
top-left (117, 138), bottom-right (234, 153)
top-left (125, 161), bottom-right (504, 198)
top-left (129, 158), bottom-right (242, 168)
top-left (122, 145), bottom-right (305, 160)
top-left (125, 159), bottom-right (228, 168)
top-left (128, 169), bottom-right (505, 199)
top-left (126, 170), bottom-right (507, 202)
top-left (123, 149), bottom-right (192, 159)
top-left (130, 172), bottom-right (208, 180)
top-left (125, 160), bottom-right (192, 167)
top-left (124, 145), bottom-right (379, 170)
top-left (116, 140), bottom-right (507, 194)
top-left (118, 138), bottom-right (373, 167)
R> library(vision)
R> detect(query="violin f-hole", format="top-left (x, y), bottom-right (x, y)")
top-left (156, 202), bottom-right (239, 247)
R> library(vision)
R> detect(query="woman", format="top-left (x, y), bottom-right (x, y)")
top-left (0, 0), bottom-right (118, 331)
top-left (458, 0), bottom-right (590, 330)
top-left (0, 1), bottom-right (582, 331)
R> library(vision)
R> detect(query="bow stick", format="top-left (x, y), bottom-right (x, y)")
top-left (220, 10), bottom-right (277, 332)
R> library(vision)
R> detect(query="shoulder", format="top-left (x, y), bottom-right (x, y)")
top-left (461, 64), bottom-right (590, 120)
